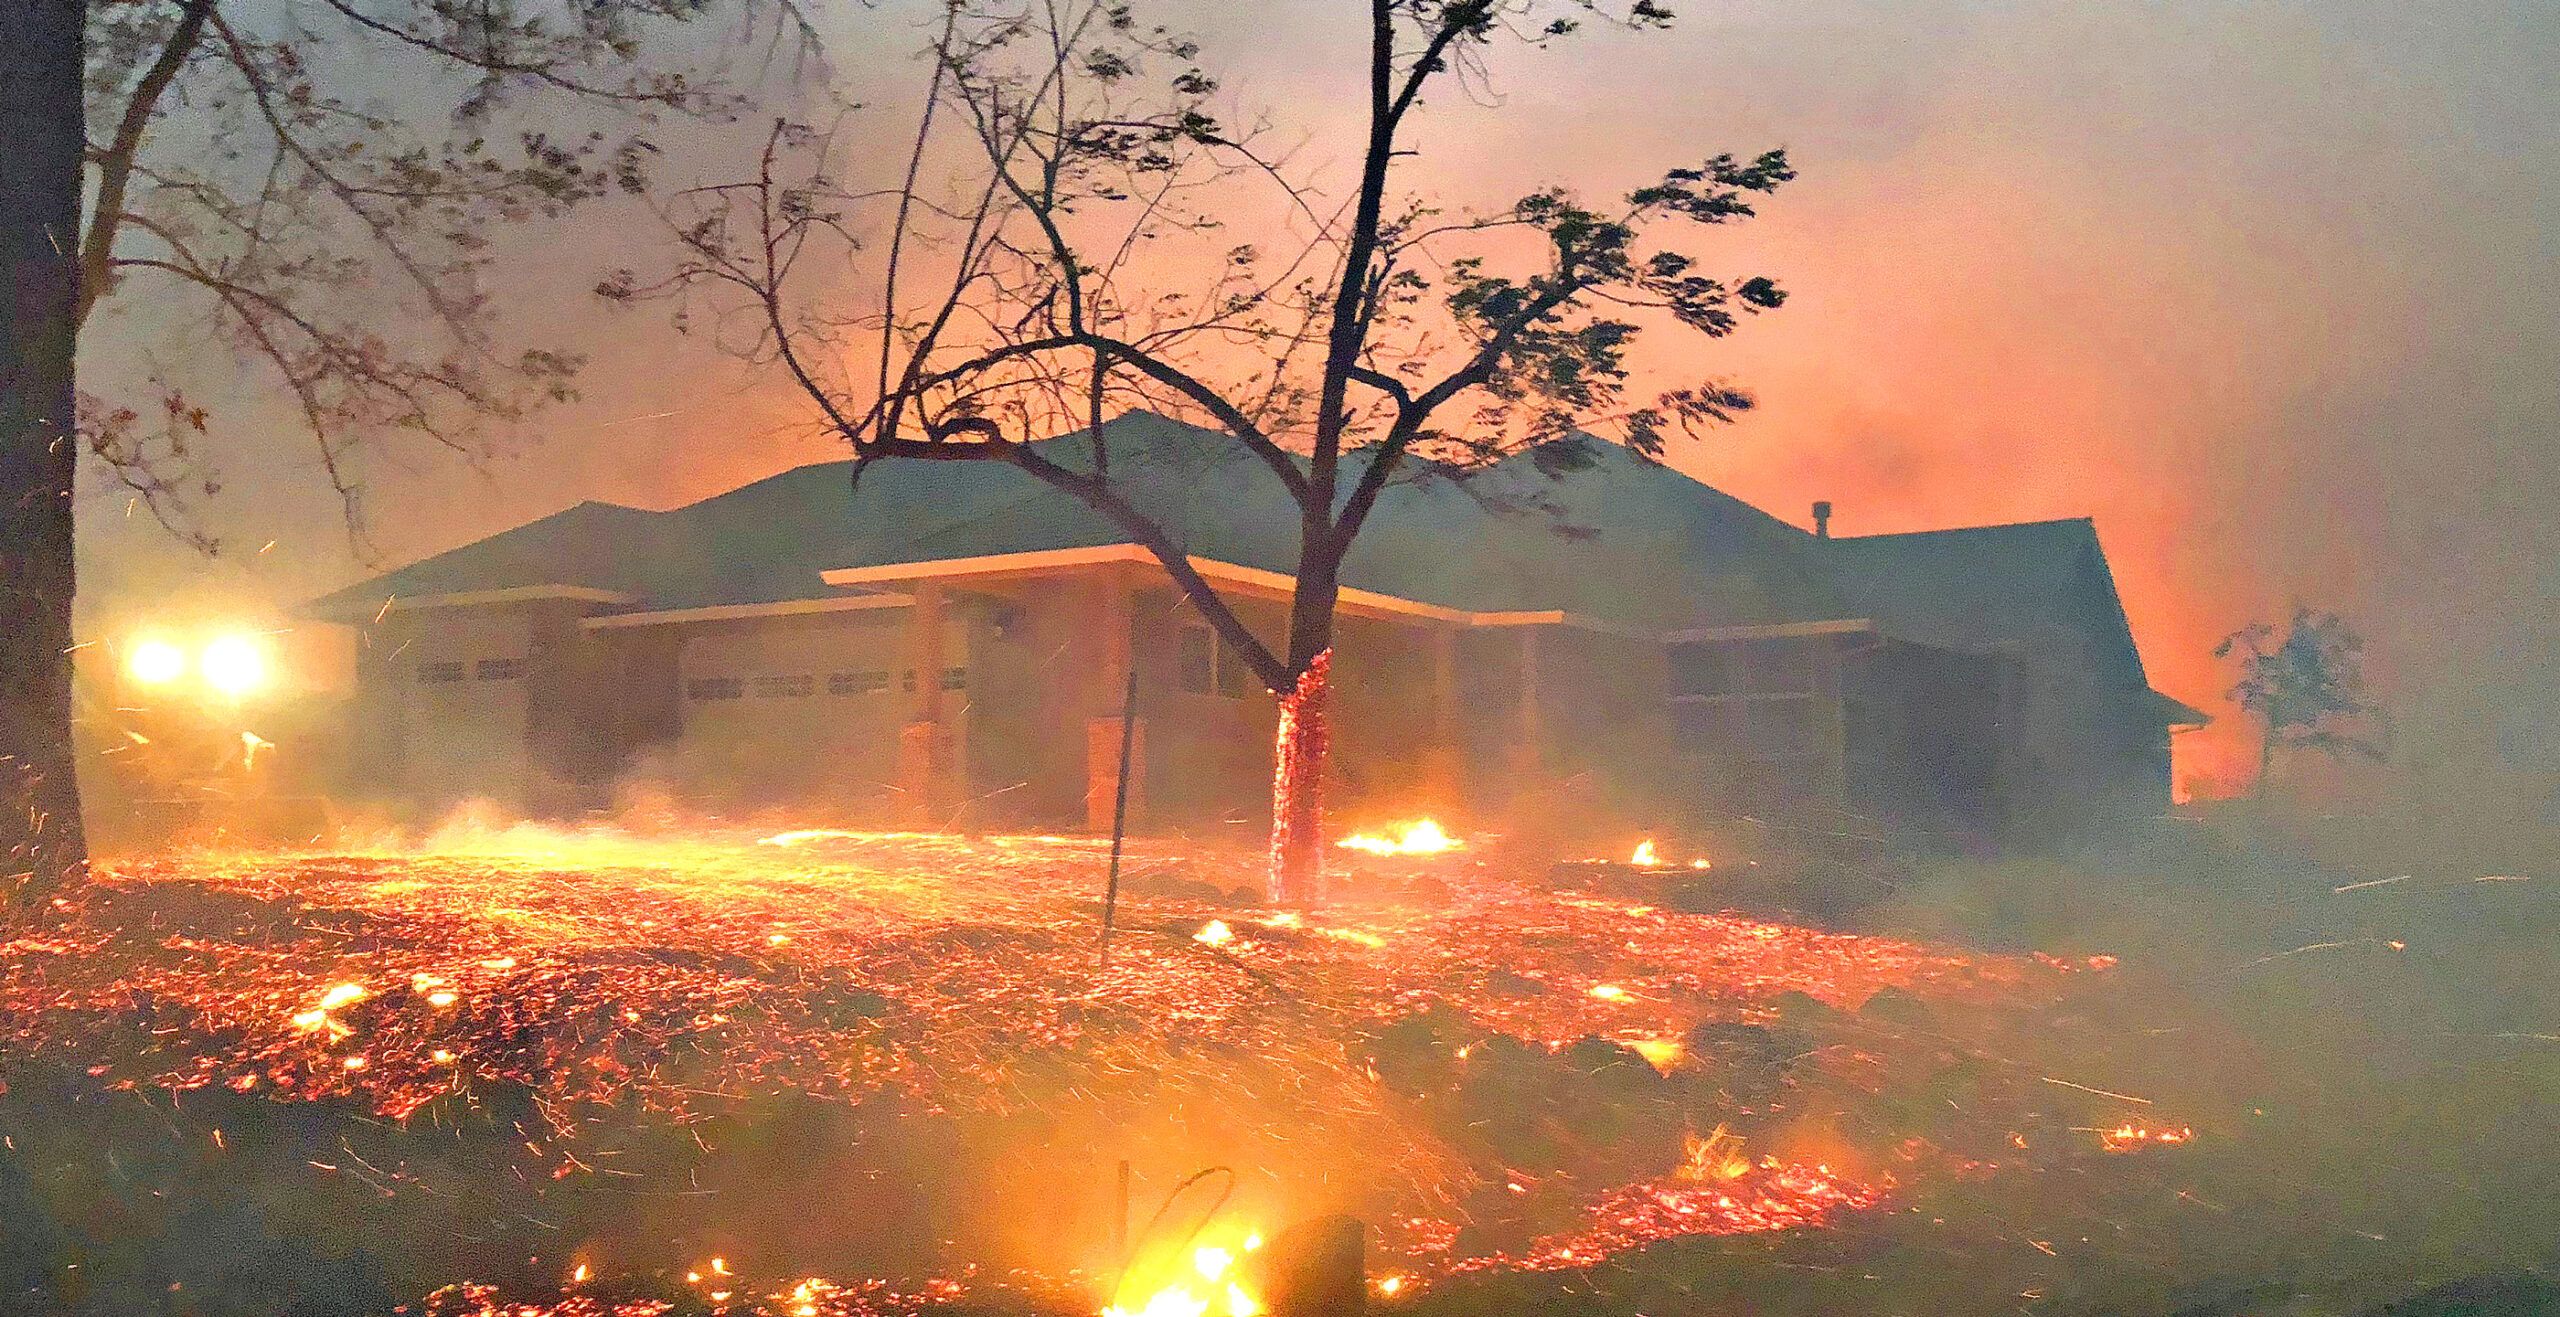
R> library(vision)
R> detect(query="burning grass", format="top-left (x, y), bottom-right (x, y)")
top-left (0, 826), bottom-right (2142, 1314)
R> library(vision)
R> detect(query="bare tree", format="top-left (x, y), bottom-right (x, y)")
top-left (2216, 607), bottom-right (2384, 799)
top-left (2, 0), bottom-right (796, 904)
top-left (616, 0), bottom-right (1793, 902)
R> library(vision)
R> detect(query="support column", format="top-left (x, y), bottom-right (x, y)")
top-left (1510, 628), bottom-right (1544, 779)
top-left (1418, 624), bottom-right (1464, 809)
top-left (899, 580), bottom-right (957, 823)
top-left (1085, 574), bottom-right (1145, 832)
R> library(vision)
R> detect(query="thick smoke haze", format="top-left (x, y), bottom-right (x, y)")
top-left (76, 0), bottom-right (2559, 812)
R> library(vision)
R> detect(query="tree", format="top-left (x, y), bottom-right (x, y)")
top-left (619, 0), bottom-right (1793, 903)
top-left (1, 0), bottom-right (796, 904)
top-left (2215, 607), bottom-right (2383, 798)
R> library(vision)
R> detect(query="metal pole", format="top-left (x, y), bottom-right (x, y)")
top-left (1099, 665), bottom-right (1139, 961)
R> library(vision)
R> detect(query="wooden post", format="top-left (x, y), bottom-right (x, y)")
top-left (1086, 575), bottom-right (1143, 831)
top-left (1100, 666), bottom-right (1139, 959)
top-left (901, 580), bottom-right (952, 821)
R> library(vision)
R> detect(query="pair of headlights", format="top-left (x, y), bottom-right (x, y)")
top-left (124, 634), bottom-right (271, 700)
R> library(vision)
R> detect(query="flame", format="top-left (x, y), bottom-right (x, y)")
top-left (2098, 1123), bottom-right (2195, 1152)
top-left (1623, 1036), bottom-right (1685, 1073)
top-left (1105, 1224), bottom-right (1266, 1317)
top-left (1337, 819), bottom-right (1461, 857)
top-left (1677, 1125), bottom-right (1753, 1182)
top-left (1630, 840), bottom-right (1660, 867)
top-left (1194, 920), bottom-right (1235, 948)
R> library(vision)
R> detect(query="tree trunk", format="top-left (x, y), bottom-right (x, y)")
top-left (1268, 649), bottom-right (1332, 905)
top-left (1, 0), bottom-right (90, 906)
top-left (2252, 727), bottom-right (2277, 801)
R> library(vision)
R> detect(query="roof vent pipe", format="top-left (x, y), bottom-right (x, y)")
top-left (1812, 500), bottom-right (1833, 539)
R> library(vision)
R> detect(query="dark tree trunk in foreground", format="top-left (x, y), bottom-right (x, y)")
top-left (0, 0), bottom-right (88, 904)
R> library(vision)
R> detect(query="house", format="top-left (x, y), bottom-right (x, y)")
top-left (304, 412), bottom-right (2204, 842)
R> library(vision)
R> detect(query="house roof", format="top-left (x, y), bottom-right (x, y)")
top-left (306, 411), bottom-right (2192, 716)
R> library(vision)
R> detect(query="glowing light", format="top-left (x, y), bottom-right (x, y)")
top-left (126, 638), bottom-right (186, 687)
top-left (316, 983), bottom-right (367, 1011)
top-left (1624, 1036), bottom-right (1685, 1073)
top-left (1194, 919), bottom-right (1235, 948)
top-left (1376, 1275), bottom-right (1405, 1297)
top-left (1337, 819), bottom-right (1461, 857)
top-left (1107, 1226), bottom-right (1267, 1317)
top-left (1630, 840), bottom-right (1660, 867)
top-left (1677, 1125), bottom-right (1752, 1182)
top-left (1587, 983), bottom-right (1629, 1001)
top-left (2098, 1123), bottom-right (2195, 1153)
top-left (1268, 650), bottom-right (1332, 904)
top-left (757, 828), bottom-right (867, 847)
top-left (199, 633), bottom-right (269, 699)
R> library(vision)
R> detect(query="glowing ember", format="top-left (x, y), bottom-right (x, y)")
top-left (1630, 840), bottom-right (1660, 867)
top-left (1269, 651), bottom-right (1333, 904)
top-left (1337, 820), bottom-right (1461, 857)
top-left (2098, 1123), bottom-right (2195, 1152)
top-left (1448, 1159), bottom-right (1887, 1275)
top-left (0, 827), bottom-right (2029, 1312)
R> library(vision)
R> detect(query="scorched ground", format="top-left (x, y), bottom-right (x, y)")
top-left (0, 827), bottom-right (2169, 1315)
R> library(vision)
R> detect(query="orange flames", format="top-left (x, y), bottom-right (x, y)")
top-left (1336, 819), bottom-right (1461, 857)
top-left (2098, 1123), bottom-right (2195, 1153)
top-left (1103, 1226), bottom-right (1266, 1317)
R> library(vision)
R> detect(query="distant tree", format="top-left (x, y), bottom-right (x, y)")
top-left (618, 0), bottom-right (1793, 903)
top-left (2, 0), bottom-right (800, 904)
top-left (2215, 607), bottom-right (2383, 798)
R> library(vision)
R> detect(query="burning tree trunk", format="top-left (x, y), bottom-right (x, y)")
top-left (0, 0), bottom-right (91, 906)
top-left (1270, 651), bottom-right (1335, 905)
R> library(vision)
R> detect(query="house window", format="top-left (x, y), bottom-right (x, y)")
top-left (829, 670), bottom-right (891, 696)
top-left (940, 666), bottom-right (968, 691)
top-left (417, 660), bottom-right (466, 685)
top-left (685, 676), bottom-right (744, 701)
top-left (753, 674), bottom-right (814, 699)
top-left (475, 657), bottom-right (523, 681)
top-left (1176, 623), bottom-right (1262, 698)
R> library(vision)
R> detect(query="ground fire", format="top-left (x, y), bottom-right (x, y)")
top-left (0, 823), bottom-right (2147, 1314)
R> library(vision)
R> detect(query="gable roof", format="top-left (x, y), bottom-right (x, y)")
top-left (305, 411), bottom-right (2190, 715)
top-left (1829, 518), bottom-right (2150, 690)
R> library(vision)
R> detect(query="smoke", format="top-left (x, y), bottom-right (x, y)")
top-left (74, 0), bottom-right (2560, 819)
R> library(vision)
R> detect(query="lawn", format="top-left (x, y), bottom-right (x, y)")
top-left (1, 819), bottom-right (2550, 1316)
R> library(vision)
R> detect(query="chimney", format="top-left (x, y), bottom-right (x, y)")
top-left (1812, 500), bottom-right (1833, 539)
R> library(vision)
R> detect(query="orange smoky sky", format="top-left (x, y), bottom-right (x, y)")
top-left (77, 1), bottom-right (2560, 809)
